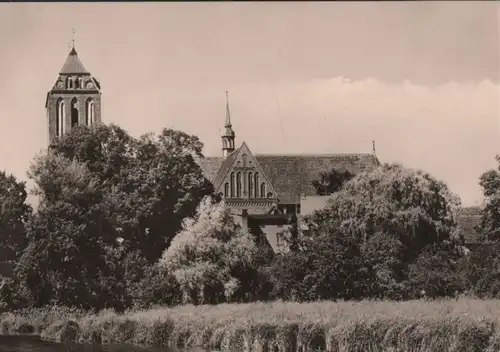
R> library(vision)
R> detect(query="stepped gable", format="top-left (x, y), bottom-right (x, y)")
top-left (197, 152), bottom-right (380, 203)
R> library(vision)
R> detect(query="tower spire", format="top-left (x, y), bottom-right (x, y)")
top-left (222, 91), bottom-right (235, 157)
top-left (225, 90), bottom-right (232, 127)
top-left (72, 28), bottom-right (75, 49)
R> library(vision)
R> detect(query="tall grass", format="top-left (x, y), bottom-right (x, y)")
top-left (2, 297), bottom-right (500, 351)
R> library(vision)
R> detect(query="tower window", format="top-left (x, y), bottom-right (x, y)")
top-left (66, 77), bottom-right (73, 89)
top-left (71, 98), bottom-right (79, 127)
top-left (78, 77), bottom-right (83, 89)
top-left (56, 98), bottom-right (65, 137)
top-left (260, 183), bottom-right (266, 198)
top-left (86, 98), bottom-right (95, 125)
top-left (224, 183), bottom-right (229, 198)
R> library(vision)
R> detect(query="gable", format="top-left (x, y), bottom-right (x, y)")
top-left (214, 142), bottom-right (278, 199)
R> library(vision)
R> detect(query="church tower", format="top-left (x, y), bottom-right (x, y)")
top-left (222, 91), bottom-right (235, 157)
top-left (45, 46), bottom-right (102, 145)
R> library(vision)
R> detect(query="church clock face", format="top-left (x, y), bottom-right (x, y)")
top-left (86, 81), bottom-right (94, 89)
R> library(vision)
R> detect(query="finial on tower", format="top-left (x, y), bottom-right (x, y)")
top-left (372, 140), bottom-right (376, 154)
top-left (72, 28), bottom-right (76, 48)
top-left (225, 90), bottom-right (232, 128)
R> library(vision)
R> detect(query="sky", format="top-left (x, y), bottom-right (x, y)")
top-left (0, 2), bottom-right (498, 206)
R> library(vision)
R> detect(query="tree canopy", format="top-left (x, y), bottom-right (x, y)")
top-left (15, 123), bottom-right (214, 309)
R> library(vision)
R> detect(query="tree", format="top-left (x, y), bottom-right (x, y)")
top-left (406, 242), bottom-right (467, 299)
top-left (160, 197), bottom-right (261, 305)
top-left (42, 123), bottom-right (214, 263)
top-left (305, 163), bottom-right (462, 264)
top-left (0, 171), bottom-right (31, 266)
top-left (17, 123), bottom-right (214, 309)
top-left (312, 167), bottom-right (355, 196)
top-left (16, 155), bottom-right (116, 308)
top-left (479, 155), bottom-right (500, 241)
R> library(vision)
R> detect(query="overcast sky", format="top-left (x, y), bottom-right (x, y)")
top-left (0, 2), bottom-right (498, 206)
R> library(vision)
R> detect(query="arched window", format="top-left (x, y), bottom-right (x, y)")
top-left (71, 97), bottom-right (79, 127)
top-left (224, 183), bottom-right (229, 198)
top-left (236, 172), bottom-right (242, 198)
top-left (254, 173), bottom-right (259, 197)
top-left (230, 173), bottom-right (235, 198)
top-left (248, 172), bottom-right (253, 198)
top-left (66, 77), bottom-right (73, 89)
top-left (75, 78), bottom-right (80, 89)
top-left (78, 77), bottom-right (83, 89)
top-left (260, 183), bottom-right (266, 199)
top-left (86, 98), bottom-right (95, 125)
top-left (56, 98), bottom-right (65, 137)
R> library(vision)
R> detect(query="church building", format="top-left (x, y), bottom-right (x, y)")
top-left (197, 93), bottom-right (381, 252)
top-left (45, 47), bottom-right (382, 253)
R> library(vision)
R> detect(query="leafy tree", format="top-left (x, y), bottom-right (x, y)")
top-left (479, 155), bottom-right (500, 241)
top-left (47, 123), bottom-right (214, 262)
top-left (16, 155), bottom-right (116, 308)
top-left (160, 196), bottom-right (261, 305)
top-left (463, 241), bottom-right (500, 298)
top-left (17, 123), bottom-right (213, 309)
top-left (312, 167), bottom-right (355, 196)
top-left (128, 263), bottom-right (182, 309)
top-left (406, 242), bottom-right (467, 299)
top-left (305, 163), bottom-right (462, 264)
top-left (268, 229), bottom-right (372, 301)
top-left (0, 171), bottom-right (32, 266)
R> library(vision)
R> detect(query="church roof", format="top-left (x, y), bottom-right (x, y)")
top-left (198, 152), bottom-right (381, 204)
top-left (60, 47), bottom-right (89, 75)
top-left (456, 206), bottom-right (482, 244)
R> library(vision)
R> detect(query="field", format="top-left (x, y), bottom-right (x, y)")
top-left (1, 297), bottom-right (500, 351)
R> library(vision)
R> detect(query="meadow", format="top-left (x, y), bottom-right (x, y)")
top-left (1, 297), bottom-right (499, 351)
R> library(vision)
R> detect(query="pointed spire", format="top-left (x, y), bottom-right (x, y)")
top-left (225, 91), bottom-right (232, 128)
top-left (60, 46), bottom-right (88, 74)
top-left (222, 91), bottom-right (235, 157)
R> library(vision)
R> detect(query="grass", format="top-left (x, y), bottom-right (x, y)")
top-left (1, 297), bottom-right (500, 351)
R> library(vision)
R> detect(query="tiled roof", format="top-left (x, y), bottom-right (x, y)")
top-left (197, 157), bottom-right (223, 183)
top-left (197, 153), bottom-right (380, 204)
top-left (213, 148), bottom-right (240, 189)
top-left (60, 47), bottom-right (89, 74)
top-left (257, 154), bottom-right (380, 203)
top-left (457, 206), bottom-right (482, 244)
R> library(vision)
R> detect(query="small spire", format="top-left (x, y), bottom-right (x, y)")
top-left (225, 91), bottom-right (232, 127)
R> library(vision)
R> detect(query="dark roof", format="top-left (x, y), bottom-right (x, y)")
top-left (213, 149), bottom-right (240, 189)
top-left (198, 153), bottom-right (380, 203)
top-left (457, 206), bottom-right (482, 244)
top-left (60, 47), bottom-right (89, 74)
top-left (198, 157), bottom-right (223, 183)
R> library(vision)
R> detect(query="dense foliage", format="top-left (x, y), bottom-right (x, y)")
top-left (2, 124), bottom-right (500, 312)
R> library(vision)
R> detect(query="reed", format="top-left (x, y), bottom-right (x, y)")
top-left (2, 297), bottom-right (500, 351)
